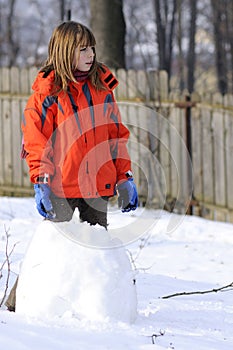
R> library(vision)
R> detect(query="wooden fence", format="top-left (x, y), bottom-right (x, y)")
top-left (0, 66), bottom-right (233, 223)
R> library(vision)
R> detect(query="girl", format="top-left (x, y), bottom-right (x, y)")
top-left (22, 21), bottom-right (138, 229)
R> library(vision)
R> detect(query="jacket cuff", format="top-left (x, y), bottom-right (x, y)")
top-left (117, 170), bottom-right (133, 185)
top-left (35, 173), bottom-right (51, 185)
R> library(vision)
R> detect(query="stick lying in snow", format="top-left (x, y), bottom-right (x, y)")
top-left (162, 281), bottom-right (233, 299)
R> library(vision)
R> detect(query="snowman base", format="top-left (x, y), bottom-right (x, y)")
top-left (16, 219), bottom-right (137, 324)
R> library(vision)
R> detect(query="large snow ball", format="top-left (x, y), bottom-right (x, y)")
top-left (16, 220), bottom-right (137, 323)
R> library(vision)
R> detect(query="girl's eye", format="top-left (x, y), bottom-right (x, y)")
top-left (80, 46), bottom-right (95, 53)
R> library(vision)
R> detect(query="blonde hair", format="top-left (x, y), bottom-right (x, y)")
top-left (41, 21), bottom-right (104, 93)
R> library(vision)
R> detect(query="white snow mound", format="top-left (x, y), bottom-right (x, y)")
top-left (16, 220), bottom-right (137, 323)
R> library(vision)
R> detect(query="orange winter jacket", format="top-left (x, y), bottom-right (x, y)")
top-left (22, 65), bottom-right (132, 198)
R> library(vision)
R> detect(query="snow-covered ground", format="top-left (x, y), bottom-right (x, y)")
top-left (1, 196), bottom-right (233, 350)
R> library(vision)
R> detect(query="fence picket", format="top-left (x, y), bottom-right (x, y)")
top-left (20, 68), bottom-right (30, 94)
top-left (192, 107), bottom-right (203, 201)
top-left (212, 110), bottom-right (226, 207)
top-left (202, 108), bottom-right (214, 204)
top-left (225, 112), bottom-right (233, 209)
top-left (2, 99), bottom-right (12, 185)
top-left (116, 69), bottom-right (128, 99)
top-left (1, 67), bottom-right (10, 92)
top-left (10, 67), bottom-right (20, 93)
top-left (11, 99), bottom-right (22, 187)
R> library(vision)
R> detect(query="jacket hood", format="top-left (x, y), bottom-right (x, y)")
top-left (32, 70), bottom-right (56, 95)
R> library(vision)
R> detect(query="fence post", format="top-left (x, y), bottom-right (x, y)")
top-left (175, 96), bottom-right (196, 214)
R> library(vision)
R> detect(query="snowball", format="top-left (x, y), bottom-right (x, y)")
top-left (16, 220), bottom-right (137, 323)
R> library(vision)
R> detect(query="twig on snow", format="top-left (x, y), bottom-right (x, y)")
top-left (127, 233), bottom-right (153, 270)
top-left (151, 330), bottom-right (165, 344)
top-left (162, 281), bottom-right (233, 299)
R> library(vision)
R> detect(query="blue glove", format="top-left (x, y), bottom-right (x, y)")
top-left (117, 178), bottom-right (138, 212)
top-left (34, 184), bottom-right (56, 219)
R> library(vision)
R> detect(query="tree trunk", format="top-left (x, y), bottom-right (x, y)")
top-left (225, 0), bottom-right (233, 93)
top-left (6, 0), bottom-right (19, 66)
top-left (153, 0), bottom-right (177, 86)
top-left (177, 0), bottom-right (185, 91)
top-left (154, 0), bottom-right (166, 71)
top-left (187, 0), bottom-right (197, 93)
top-left (211, 0), bottom-right (228, 94)
top-left (90, 0), bottom-right (126, 68)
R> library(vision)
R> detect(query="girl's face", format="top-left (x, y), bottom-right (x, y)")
top-left (73, 46), bottom-right (95, 72)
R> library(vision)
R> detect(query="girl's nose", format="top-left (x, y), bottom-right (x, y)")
top-left (88, 47), bottom-right (94, 57)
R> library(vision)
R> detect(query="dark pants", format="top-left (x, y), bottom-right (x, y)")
top-left (50, 194), bottom-right (109, 229)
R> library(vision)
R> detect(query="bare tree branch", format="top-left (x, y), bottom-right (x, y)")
top-left (151, 330), bottom-right (165, 344)
top-left (0, 226), bottom-right (19, 308)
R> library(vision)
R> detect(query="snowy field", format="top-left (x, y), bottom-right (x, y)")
top-left (1, 196), bottom-right (233, 350)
